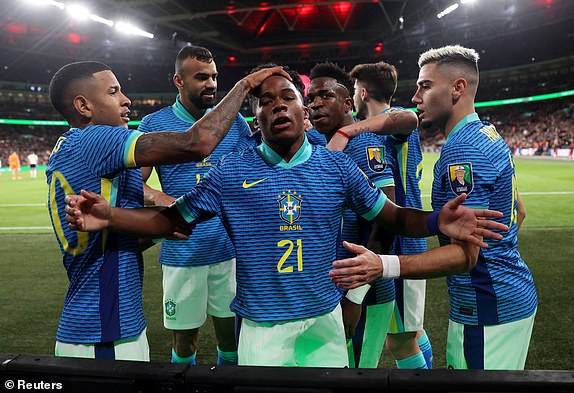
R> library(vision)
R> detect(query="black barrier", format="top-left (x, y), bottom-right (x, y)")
top-left (1, 354), bottom-right (573, 393)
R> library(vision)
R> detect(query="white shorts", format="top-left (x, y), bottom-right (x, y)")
top-left (238, 304), bottom-right (348, 367)
top-left (162, 259), bottom-right (236, 330)
top-left (388, 279), bottom-right (426, 334)
top-left (446, 309), bottom-right (536, 370)
top-left (55, 328), bottom-right (149, 361)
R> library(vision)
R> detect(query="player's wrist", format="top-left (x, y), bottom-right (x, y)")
top-left (336, 129), bottom-right (352, 140)
top-left (426, 210), bottom-right (440, 236)
top-left (380, 254), bottom-right (400, 279)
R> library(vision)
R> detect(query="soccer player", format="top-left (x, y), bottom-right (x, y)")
top-left (9, 151), bottom-right (21, 180)
top-left (27, 151), bottom-right (39, 179)
top-left (46, 60), bottom-right (288, 361)
top-left (138, 45), bottom-right (250, 366)
top-left (306, 61), bottom-right (411, 368)
top-left (64, 70), bottom-right (508, 367)
top-left (410, 45), bottom-right (537, 370)
top-left (348, 61), bottom-right (432, 369)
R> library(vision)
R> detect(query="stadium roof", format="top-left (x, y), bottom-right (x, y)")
top-left (1, 0), bottom-right (573, 88)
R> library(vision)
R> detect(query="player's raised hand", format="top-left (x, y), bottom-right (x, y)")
top-left (329, 241), bottom-right (382, 289)
top-left (326, 130), bottom-right (350, 152)
top-left (241, 66), bottom-right (292, 91)
top-left (65, 190), bottom-right (112, 232)
top-left (438, 193), bottom-right (509, 248)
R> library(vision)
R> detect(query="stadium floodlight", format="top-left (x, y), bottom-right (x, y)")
top-left (22, 0), bottom-right (65, 9)
top-left (90, 14), bottom-right (114, 27)
top-left (461, 0), bottom-right (477, 4)
top-left (115, 21), bottom-right (154, 39)
top-left (437, 3), bottom-right (459, 18)
top-left (66, 4), bottom-right (90, 21)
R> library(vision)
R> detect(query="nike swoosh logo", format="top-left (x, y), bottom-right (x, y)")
top-left (242, 178), bottom-right (268, 189)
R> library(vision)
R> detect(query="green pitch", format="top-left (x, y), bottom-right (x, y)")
top-left (0, 156), bottom-right (573, 369)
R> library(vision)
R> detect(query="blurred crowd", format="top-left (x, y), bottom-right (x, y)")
top-left (1, 97), bottom-right (573, 168)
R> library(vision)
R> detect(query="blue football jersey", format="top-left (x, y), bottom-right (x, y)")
top-left (384, 126), bottom-right (427, 256)
top-left (175, 137), bottom-right (386, 322)
top-left (46, 125), bottom-right (146, 343)
top-left (431, 113), bottom-right (538, 325)
top-left (306, 128), bottom-right (328, 146)
top-left (342, 132), bottom-right (396, 304)
top-left (138, 100), bottom-right (252, 267)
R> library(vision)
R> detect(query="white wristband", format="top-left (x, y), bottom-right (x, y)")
top-left (380, 255), bottom-right (401, 279)
top-left (345, 284), bottom-right (371, 304)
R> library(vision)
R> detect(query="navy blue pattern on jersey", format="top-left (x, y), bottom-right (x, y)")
top-left (342, 132), bottom-right (396, 304)
top-left (138, 103), bottom-right (252, 267)
top-left (432, 113), bottom-right (537, 325)
top-left (176, 139), bottom-right (386, 322)
top-left (46, 125), bottom-right (145, 343)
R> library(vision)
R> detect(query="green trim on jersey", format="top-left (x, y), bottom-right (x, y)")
top-left (256, 136), bottom-right (312, 168)
top-left (447, 113), bottom-right (480, 141)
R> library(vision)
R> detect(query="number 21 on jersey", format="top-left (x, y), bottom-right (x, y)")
top-left (277, 239), bottom-right (303, 273)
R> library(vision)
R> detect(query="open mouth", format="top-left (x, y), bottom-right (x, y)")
top-left (272, 115), bottom-right (292, 129)
top-left (121, 111), bottom-right (131, 122)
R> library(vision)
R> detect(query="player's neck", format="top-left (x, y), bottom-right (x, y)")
top-left (326, 115), bottom-right (355, 141)
top-left (367, 101), bottom-right (389, 118)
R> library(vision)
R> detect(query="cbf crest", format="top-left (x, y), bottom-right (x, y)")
top-left (366, 146), bottom-right (386, 173)
top-left (448, 163), bottom-right (473, 196)
top-left (165, 299), bottom-right (176, 320)
top-left (278, 190), bottom-right (302, 224)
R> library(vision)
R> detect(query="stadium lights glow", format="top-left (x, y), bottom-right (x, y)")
top-left (461, 0), bottom-right (477, 4)
top-left (90, 14), bottom-right (114, 27)
top-left (22, 0), bottom-right (64, 8)
top-left (115, 21), bottom-right (154, 39)
top-left (66, 4), bottom-right (90, 21)
top-left (437, 3), bottom-right (459, 19)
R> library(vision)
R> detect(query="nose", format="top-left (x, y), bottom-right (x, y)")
top-left (272, 98), bottom-right (288, 113)
top-left (411, 90), bottom-right (421, 104)
top-left (206, 77), bottom-right (216, 89)
top-left (307, 96), bottom-right (322, 109)
top-left (121, 92), bottom-right (131, 107)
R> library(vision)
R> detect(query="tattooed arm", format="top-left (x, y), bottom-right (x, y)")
top-left (134, 66), bottom-right (290, 167)
top-left (326, 108), bottom-right (418, 151)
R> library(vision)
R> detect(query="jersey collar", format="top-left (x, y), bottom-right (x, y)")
top-left (256, 135), bottom-right (312, 168)
top-left (171, 94), bottom-right (211, 123)
top-left (447, 112), bottom-right (480, 141)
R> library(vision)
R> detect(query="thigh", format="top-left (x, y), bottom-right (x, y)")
top-left (55, 329), bottom-right (149, 361)
top-left (238, 318), bottom-right (298, 366)
top-left (114, 328), bottom-right (150, 361)
top-left (296, 304), bottom-right (348, 368)
top-left (357, 301), bottom-right (394, 368)
top-left (389, 279), bottom-right (426, 334)
top-left (163, 265), bottom-right (209, 330)
top-left (447, 311), bottom-right (536, 370)
top-left (206, 258), bottom-right (236, 318)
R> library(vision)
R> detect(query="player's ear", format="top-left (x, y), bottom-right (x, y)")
top-left (452, 78), bottom-right (467, 102)
top-left (344, 97), bottom-right (353, 114)
top-left (173, 73), bottom-right (184, 89)
top-left (360, 87), bottom-right (368, 102)
top-left (73, 95), bottom-right (91, 118)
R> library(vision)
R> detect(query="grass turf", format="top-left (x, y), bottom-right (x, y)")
top-left (0, 155), bottom-right (573, 369)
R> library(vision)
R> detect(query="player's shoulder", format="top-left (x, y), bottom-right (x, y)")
top-left (312, 144), bottom-right (354, 168)
top-left (219, 144), bottom-right (258, 166)
top-left (139, 106), bottom-right (175, 127)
